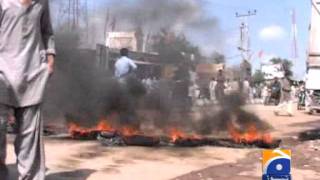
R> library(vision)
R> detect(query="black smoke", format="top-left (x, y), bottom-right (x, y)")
top-left (197, 93), bottom-right (272, 135)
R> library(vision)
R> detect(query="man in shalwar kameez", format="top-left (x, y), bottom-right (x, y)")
top-left (215, 69), bottom-right (226, 103)
top-left (0, 0), bottom-right (55, 179)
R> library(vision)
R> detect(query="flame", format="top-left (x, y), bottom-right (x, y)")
top-left (68, 120), bottom-right (114, 137)
top-left (228, 123), bottom-right (273, 144)
top-left (262, 133), bottom-right (273, 144)
top-left (169, 128), bottom-right (202, 142)
top-left (120, 126), bottom-right (141, 136)
top-left (96, 121), bottom-right (113, 131)
top-left (169, 128), bottom-right (186, 142)
top-left (68, 122), bottom-right (92, 136)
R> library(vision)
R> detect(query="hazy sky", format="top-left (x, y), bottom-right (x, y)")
top-left (202, 0), bottom-right (310, 79)
top-left (52, 0), bottom-right (312, 79)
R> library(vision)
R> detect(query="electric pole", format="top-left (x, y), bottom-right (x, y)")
top-left (236, 10), bottom-right (257, 62)
top-left (235, 10), bottom-right (257, 81)
top-left (57, 0), bottom-right (88, 31)
top-left (291, 9), bottom-right (298, 60)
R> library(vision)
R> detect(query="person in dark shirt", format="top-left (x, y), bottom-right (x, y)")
top-left (274, 72), bottom-right (293, 116)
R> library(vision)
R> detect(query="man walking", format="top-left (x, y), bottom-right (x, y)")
top-left (114, 48), bottom-right (137, 81)
top-left (209, 77), bottom-right (217, 103)
top-left (114, 48), bottom-right (140, 127)
top-left (242, 78), bottom-right (251, 103)
top-left (274, 72), bottom-right (293, 116)
top-left (215, 69), bottom-right (226, 103)
top-left (0, 0), bottom-right (55, 179)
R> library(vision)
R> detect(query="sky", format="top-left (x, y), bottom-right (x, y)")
top-left (52, 0), bottom-right (312, 79)
top-left (201, 0), bottom-right (311, 79)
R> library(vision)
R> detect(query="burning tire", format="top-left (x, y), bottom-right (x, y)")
top-left (122, 135), bottom-right (160, 146)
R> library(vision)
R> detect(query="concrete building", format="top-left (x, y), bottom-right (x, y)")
top-left (106, 32), bottom-right (138, 51)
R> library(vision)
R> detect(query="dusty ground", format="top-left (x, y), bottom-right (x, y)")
top-left (4, 104), bottom-right (320, 180)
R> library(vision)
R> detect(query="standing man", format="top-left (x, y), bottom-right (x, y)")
top-left (262, 83), bottom-right (269, 105)
top-left (114, 48), bottom-right (139, 127)
top-left (114, 48), bottom-right (137, 81)
top-left (215, 69), bottom-right (226, 103)
top-left (271, 77), bottom-right (282, 105)
top-left (0, 0), bottom-right (55, 179)
top-left (209, 77), bottom-right (217, 102)
top-left (242, 78), bottom-right (251, 103)
top-left (230, 78), bottom-right (240, 93)
top-left (274, 72), bottom-right (293, 116)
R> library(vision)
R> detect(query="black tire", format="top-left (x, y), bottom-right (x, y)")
top-left (308, 109), bottom-right (316, 115)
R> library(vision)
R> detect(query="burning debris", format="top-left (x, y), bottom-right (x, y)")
top-left (228, 123), bottom-right (273, 145)
top-left (123, 135), bottom-right (161, 146)
top-left (58, 86), bottom-right (280, 149)
top-left (65, 117), bottom-right (280, 149)
top-left (68, 121), bottom-right (114, 140)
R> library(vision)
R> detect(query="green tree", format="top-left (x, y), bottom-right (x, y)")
top-left (210, 51), bottom-right (225, 64)
top-left (152, 31), bottom-right (202, 63)
top-left (270, 57), bottom-right (293, 77)
top-left (252, 70), bottom-right (265, 84)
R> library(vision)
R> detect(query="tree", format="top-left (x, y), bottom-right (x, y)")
top-left (270, 57), bottom-right (293, 77)
top-left (210, 51), bottom-right (225, 64)
top-left (152, 31), bottom-right (202, 63)
top-left (252, 70), bottom-right (265, 84)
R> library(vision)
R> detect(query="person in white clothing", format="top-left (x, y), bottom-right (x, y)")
top-left (242, 78), bottom-right (251, 103)
top-left (114, 48), bottom-right (140, 128)
top-left (262, 84), bottom-right (269, 105)
top-left (114, 48), bottom-right (137, 79)
top-left (209, 77), bottom-right (217, 102)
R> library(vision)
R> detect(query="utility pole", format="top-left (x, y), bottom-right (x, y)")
top-left (235, 10), bottom-right (257, 62)
top-left (291, 9), bottom-right (298, 60)
top-left (57, 0), bottom-right (89, 38)
top-left (235, 10), bottom-right (257, 81)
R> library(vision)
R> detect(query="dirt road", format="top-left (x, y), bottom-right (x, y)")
top-left (5, 104), bottom-right (320, 180)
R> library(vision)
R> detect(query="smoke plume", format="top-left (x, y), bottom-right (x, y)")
top-left (50, 0), bottom-right (224, 54)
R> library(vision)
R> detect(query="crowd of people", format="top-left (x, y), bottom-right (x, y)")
top-left (188, 70), bottom-right (253, 106)
top-left (187, 69), bottom-right (308, 117)
top-left (114, 49), bottom-right (311, 118)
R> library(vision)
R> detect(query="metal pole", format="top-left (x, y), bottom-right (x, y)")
top-left (235, 10), bottom-right (257, 62)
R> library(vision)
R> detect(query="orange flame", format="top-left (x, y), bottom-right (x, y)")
top-left (169, 128), bottom-right (186, 142)
top-left (96, 121), bottom-right (113, 131)
top-left (228, 123), bottom-right (273, 144)
top-left (169, 128), bottom-right (202, 142)
top-left (120, 126), bottom-right (141, 136)
top-left (68, 120), bottom-right (114, 137)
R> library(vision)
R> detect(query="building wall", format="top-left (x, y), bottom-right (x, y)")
top-left (106, 32), bottom-right (138, 51)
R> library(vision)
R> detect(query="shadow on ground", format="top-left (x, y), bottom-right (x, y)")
top-left (5, 164), bottom-right (95, 180)
top-left (46, 169), bottom-right (95, 180)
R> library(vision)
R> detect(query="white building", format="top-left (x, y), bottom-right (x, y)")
top-left (106, 32), bottom-right (138, 51)
top-left (261, 63), bottom-right (284, 80)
